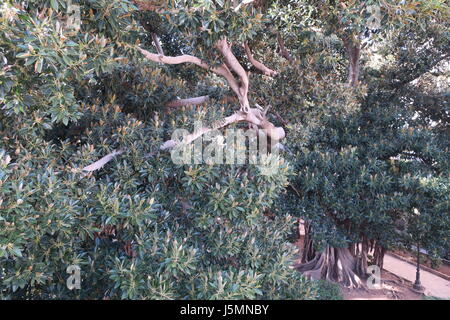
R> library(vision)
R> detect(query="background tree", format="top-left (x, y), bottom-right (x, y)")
top-left (267, 0), bottom-right (449, 287)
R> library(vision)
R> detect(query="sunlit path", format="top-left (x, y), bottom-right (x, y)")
top-left (384, 254), bottom-right (450, 299)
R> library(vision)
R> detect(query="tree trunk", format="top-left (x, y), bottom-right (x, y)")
top-left (355, 237), bottom-right (368, 275)
top-left (373, 242), bottom-right (386, 270)
top-left (296, 245), bottom-right (363, 288)
top-left (346, 41), bottom-right (361, 87)
top-left (301, 221), bottom-right (316, 263)
top-left (296, 221), bottom-right (386, 288)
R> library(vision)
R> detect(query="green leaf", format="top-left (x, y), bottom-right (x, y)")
top-left (34, 58), bottom-right (43, 73)
top-left (16, 52), bottom-right (31, 59)
top-left (11, 247), bottom-right (23, 257)
top-left (50, 0), bottom-right (59, 11)
top-left (24, 57), bottom-right (38, 66)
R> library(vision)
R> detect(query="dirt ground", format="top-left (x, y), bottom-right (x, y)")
top-left (341, 270), bottom-right (424, 300)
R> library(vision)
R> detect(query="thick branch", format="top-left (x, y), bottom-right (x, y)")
top-left (166, 95), bottom-right (210, 108)
top-left (151, 33), bottom-right (164, 55)
top-left (137, 46), bottom-right (241, 98)
top-left (244, 42), bottom-right (277, 77)
top-left (216, 39), bottom-right (248, 92)
top-left (162, 113), bottom-right (242, 149)
top-left (138, 41), bottom-right (252, 113)
top-left (216, 39), bottom-right (250, 112)
top-left (276, 32), bottom-right (294, 63)
top-left (81, 108), bottom-right (286, 171)
top-left (138, 46), bottom-right (212, 69)
top-left (344, 39), bottom-right (361, 87)
top-left (161, 107), bottom-right (285, 150)
top-left (82, 149), bottom-right (124, 172)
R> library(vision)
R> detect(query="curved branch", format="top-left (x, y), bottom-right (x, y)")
top-left (216, 39), bottom-right (250, 112)
top-left (163, 112), bottom-right (243, 149)
top-left (137, 47), bottom-right (210, 68)
top-left (161, 107), bottom-right (285, 150)
top-left (244, 42), bottom-right (277, 77)
top-left (166, 95), bottom-right (210, 108)
top-left (276, 32), bottom-right (294, 63)
top-left (81, 108), bottom-right (286, 171)
top-left (137, 46), bottom-right (242, 99)
top-left (82, 149), bottom-right (125, 172)
top-left (216, 39), bottom-right (248, 91)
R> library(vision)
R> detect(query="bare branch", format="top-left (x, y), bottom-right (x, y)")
top-left (244, 42), bottom-right (277, 77)
top-left (137, 47), bottom-right (210, 68)
top-left (137, 46), bottom-right (242, 98)
top-left (273, 110), bottom-right (288, 126)
top-left (82, 149), bottom-right (125, 172)
top-left (216, 39), bottom-right (250, 112)
top-left (151, 33), bottom-right (164, 55)
top-left (165, 112), bottom-right (243, 148)
top-left (161, 107), bottom-right (285, 150)
top-left (138, 40), bottom-right (254, 113)
top-left (344, 40), bottom-right (361, 87)
top-left (81, 109), bottom-right (286, 170)
top-left (166, 95), bottom-right (210, 108)
top-left (276, 32), bottom-right (294, 63)
top-left (216, 39), bottom-right (248, 93)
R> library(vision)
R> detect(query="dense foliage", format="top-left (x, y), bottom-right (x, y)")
top-left (0, 0), bottom-right (318, 299)
top-left (1, 0), bottom-right (448, 298)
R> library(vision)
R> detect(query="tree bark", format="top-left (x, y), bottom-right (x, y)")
top-left (373, 242), bottom-right (386, 270)
top-left (301, 221), bottom-right (316, 263)
top-left (216, 39), bottom-right (251, 112)
top-left (160, 107), bottom-right (285, 150)
top-left (244, 42), bottom-right (277, 77)
top-left (345, 40), bottom-right (361, 87)
top-left (276, 32), bottom-right (294, 63)
top-left (166, 95), bottom-right (210, 108)
top-left (296, 246), bottom-right (363, 288)
top-left (355, 237), bottom-right (368, 275)
top-left (137, 40), bottom-right (250, 112)
top-left (151, 32), bottom-right (164, 55)
top-left (296, 224), bottom-right (387, 288)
